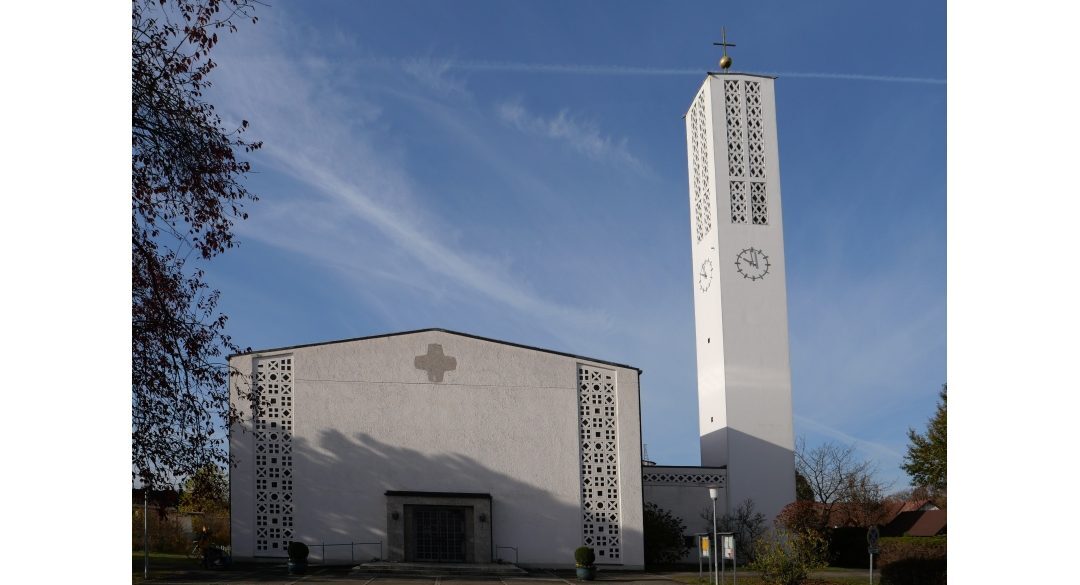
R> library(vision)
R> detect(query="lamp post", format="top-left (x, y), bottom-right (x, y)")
top-left (143, 487), bottom-right (149, 579)
top-left (709, 487), bottom-right (719, 585)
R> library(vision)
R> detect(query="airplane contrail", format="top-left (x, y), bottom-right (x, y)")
top-left (358, 57), bottom-right (946, 85)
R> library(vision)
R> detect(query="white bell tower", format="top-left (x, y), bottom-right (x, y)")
top-left (684, 54), bottom-right (796, 522)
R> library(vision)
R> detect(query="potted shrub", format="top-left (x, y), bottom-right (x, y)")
top-left (575, 546), bottom-right (597, 581)
top-left (202, 545), bottom-right (230, 569)
top-left (287, 541), bottom-right (309, 575)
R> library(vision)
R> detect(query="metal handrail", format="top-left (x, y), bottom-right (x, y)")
top-left (306, 540), bottom-right (383, 564)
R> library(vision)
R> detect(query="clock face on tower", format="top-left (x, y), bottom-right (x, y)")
top-left (735, 247), bottom-right (771, 281)
top-left (698, 258), bottom-right (714, 291)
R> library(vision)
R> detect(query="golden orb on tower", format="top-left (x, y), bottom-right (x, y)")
top-left (713, 27), bottom-right (736, 72)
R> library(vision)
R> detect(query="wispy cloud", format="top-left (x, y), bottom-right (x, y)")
top-left (794, 414), bottom-right (908, 489)
top-left (350, 56), bottom-right (945, 85)
top-left (212, 28), bottom-right (612, 339)
top-left (795, 414), bottom-right (904, 461)
top-left (497, 101), bottom-right (645, 170)
top-left (401, 57), bottom-right (471, 98)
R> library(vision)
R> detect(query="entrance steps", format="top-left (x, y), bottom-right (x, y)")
top-left (352, 561), bottom-right (529, 576)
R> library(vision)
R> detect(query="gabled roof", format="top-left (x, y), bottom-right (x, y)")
top-left (883, 510), bottom-right (947, 537)
top-left (882, 499), bottom-right (939, 521)
top-left (799, 499), bottom-right (941, 529)
top-left (229, 328), bottom-right (642, 373)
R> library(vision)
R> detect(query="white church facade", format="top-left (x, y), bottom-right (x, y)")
top-left (229, 329), bottom-right (647, 568)
top-left (228, 69), bottom-right (794, 568)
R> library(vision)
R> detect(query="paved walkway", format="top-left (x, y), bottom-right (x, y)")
top-left (138, 570), bottom-right (653, 584)
top-left (135, 566), bottom-right (877, 585)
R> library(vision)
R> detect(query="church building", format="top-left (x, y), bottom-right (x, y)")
top-left (229, 329), bottom-right (646, 568)
top-left (229, 61), bottom-right (794, 569)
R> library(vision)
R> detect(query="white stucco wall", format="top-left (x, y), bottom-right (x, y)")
top-left (685, 74), bottom-right (796, 526)
top-left (230, 329), bottom-right (644, 568)
top-left (642, 466), bottom-right (727, 564)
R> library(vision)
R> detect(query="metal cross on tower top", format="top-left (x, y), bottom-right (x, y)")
top-left (713, 27), bottom-right (736, 71)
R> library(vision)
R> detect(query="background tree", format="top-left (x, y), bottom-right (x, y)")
top-left (132, 0), bottom-right (261, 491)
top-left (795, 438), bottom-right (890, 530)
top-left (775, 501), bottom-right (820, 535)
top-left (643, 502), bottom-right (689, 566)
top-left (887, 485), bottom-right (937, 503)
top-left (178, 464), bottom-right (231, 545)
top-left (901, 385), bottom-right (947, 498)
top-left (178, 464), bottom-right (229, 514)
top-left (795, 471), bottom-right (814, 502)
top-left (702, 498), bottom-right (767, 564)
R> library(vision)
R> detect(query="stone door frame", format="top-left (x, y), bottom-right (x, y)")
top-left (385, 491), bottom-right (493, 563)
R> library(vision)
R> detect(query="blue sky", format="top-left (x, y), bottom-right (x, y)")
top-left (200, 0), bottom-right (946, 491)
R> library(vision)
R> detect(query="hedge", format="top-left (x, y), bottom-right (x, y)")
top-left (878, 536), bottom-right (946, 585)
top-left (826, 527), bottom-right (869, 568)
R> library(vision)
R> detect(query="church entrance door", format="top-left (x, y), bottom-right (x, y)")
top-left (387, 492), bottom-right (490, 564)
top-left (407, 505), bottom-right (468, 562)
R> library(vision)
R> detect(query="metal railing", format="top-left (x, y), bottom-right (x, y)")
top-left (307, 540), bottom-right (383, 565)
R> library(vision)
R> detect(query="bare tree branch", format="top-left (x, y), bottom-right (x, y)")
top-left (132, 0), bottom-right (262, 491)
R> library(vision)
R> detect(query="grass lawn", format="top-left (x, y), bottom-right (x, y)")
top-left (666, 566), bottom-right (875, 585)
top-left (132, 551), bottom-right (265, 583)
top-left (132, 552), bottom-right (315, 583)
top-left (132, 552), bottom-right (200, 582)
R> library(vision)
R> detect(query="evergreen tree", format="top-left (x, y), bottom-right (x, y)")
top-left (795, 471), bottom-right (814, 502)
top-left (901, 385), bottom-right (947, 493)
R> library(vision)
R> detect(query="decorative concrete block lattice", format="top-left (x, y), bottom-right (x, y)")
top-left (254, 355), bottom-right (295, 556)
top-left (745, 82), bottom-right (767, 180)
top-left (577, 365), bottom-right (622, 563)
top-left (724, 79), bottom-right (768, 225)
top-left (751, 182), bottom-right (768, 225)
top-left (642, 471), bottom-right (726, 487)
top-left (730, 180), bottom-right (747, 224)
top-left (689, 90), bottom-right (713, 243)
top-left (724, 79), bottom-right (746, 180)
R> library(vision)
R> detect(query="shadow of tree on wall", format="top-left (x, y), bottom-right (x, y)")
top-left (267, 429), bottom-right (641, 566)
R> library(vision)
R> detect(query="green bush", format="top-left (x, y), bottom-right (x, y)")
top-left (132, 509), bottom-right (211, 553)
top-left (575, 546), bottom-right (596, 567)
top-left (132, 513), bottom-right (183, 553)
top-left (287, 541), bottom-right (309, 561)
top-left (880, 557), bottom-right (946, 585)
top-left (878, 536), bottom-right (946, 565)
top-left (878, 536), bottom-right (945, 585)
top-left (752, 529), bottom-right (827, 585)
top-left (644, 502), bottom-right (689, 566)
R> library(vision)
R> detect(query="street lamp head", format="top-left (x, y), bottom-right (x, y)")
top-left (708, 486), bottom-right (719, 500)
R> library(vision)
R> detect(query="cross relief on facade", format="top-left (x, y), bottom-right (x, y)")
top-left (414, 343), bottom-right (457, 383)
